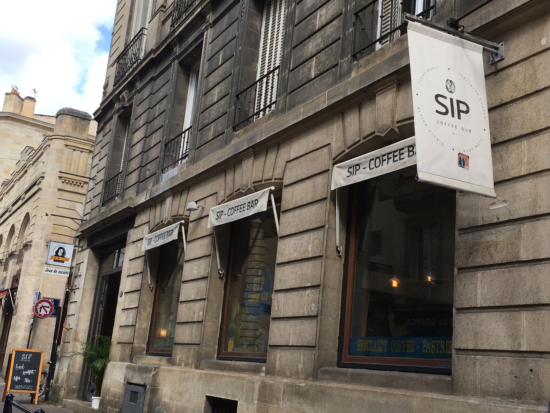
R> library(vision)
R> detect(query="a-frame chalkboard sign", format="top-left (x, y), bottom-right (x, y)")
top-left (2, 349), bottom-right (44, 404)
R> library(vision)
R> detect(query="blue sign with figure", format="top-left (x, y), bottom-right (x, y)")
top-left (244, 264), bottom-right (272, 319)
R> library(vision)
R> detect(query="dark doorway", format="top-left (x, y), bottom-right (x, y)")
top-left (79, 245), bottom-right (124, 400)
top-left (0, 293), bottom-right (14, 371)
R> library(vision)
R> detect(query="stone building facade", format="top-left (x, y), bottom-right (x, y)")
top-left (56, 0), bottom-right (550, 411)
top-left (0, 89), bottom-right (57, 184)
top-left (0, 106), bottom-right (95, 371)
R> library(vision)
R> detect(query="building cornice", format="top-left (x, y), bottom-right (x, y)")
top-left (0, 112), bottom-right (55, 130)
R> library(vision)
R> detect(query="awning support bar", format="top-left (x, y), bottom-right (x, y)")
top-left (270, 193), bottom-right (279, 236)
top-left (145, 250), bottom-right (153, 291)
top-left (213, 228), bottom-right (224, 278)
top-left (336, 189), bottom-right (342, 257)
top-left (8, 289), bottom-right (15, 309)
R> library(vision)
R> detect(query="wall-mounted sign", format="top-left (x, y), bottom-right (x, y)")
top-left (208, 188), bottom-right (272, 228)
top-left (408, 21), bottom-right (496, 198)
top-left (44, 266), bottom-right (70, 276)
top-left (34, 299), bottom-right (53, 318)
top-left (332, 137), bottom-right (416, 190)
top-left (142, 221), bottom-right (181, 251)
top-left (45, 241), bottom-right (74, 267)
top-left (244, 264), bottom-right (272, 319)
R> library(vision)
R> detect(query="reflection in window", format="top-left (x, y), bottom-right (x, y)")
top-left (343, 166), bottom-right (455, 371)
top-left (220, 206), bottom-right (279, 358)
top-left (149, 240), bottom-right (184, 353)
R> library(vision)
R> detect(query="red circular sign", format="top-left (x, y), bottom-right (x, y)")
top-left (34, 299), bottom-right (53, 319)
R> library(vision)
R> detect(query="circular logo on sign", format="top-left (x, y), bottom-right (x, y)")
top-left (445, 79), bottom-right (456, 93)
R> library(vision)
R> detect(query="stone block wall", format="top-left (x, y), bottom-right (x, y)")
top-left (450, 2), bottom-right (550, 404)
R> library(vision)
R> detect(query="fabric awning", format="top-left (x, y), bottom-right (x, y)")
top-left (208, 187), bottom-right (274, 228)
top-left (142, 221), bottom-right (183, 251)
top-left (331, 137), bottom-right (416, 190)
top-left (142, 221), bottom-right (186, 291)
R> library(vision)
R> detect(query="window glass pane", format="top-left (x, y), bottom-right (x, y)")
top-left (118, 248), bottom-right (126, 268)
top-left (99, 251), bottom-right (117, 273)
top-left (150, 241), bottom-right (184, 352)
top-left (348, 166), bottom-right (455, 364)
top-left (222, 208), bottom-right (279, 356)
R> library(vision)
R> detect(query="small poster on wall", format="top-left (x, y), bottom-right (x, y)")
top-left (45, 241), bottom-right (74, 268)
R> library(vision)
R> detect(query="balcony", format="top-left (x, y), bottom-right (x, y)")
top-left (233, 66), bottom-right (280, 130)
top-left (162, 126), bottom-right (191, 173)
top-left (114, 28), bottom-right (147, 87)
top-left (171, 0), bottom-right (194, 29)
top-left (102, 172), bottom-right (122, 206)
top-left (352, 0), bottom-right (435, 58)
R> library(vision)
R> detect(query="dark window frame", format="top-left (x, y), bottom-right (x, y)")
top-left (217, 197), bottom-right (281, 362)
top-left (147, 241), bottom-right (183, 356)
top-left (338, 180), bottom-right (453, 375)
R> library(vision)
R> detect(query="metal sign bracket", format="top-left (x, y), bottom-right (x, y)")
top-left (405, 14), bottom-right (504, 65)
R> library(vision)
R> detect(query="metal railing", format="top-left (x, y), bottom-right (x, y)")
top-left (102, 172), bottom-right (122, 205)
top-left (352, 0), bottom-right (435, 58)
top-left (114, 28), bottom-right (147, 87)
top-left (233, 66), bottom-right (280, 130)
top-left (3, 394), bottom-right (45, 413)
top-left (162, 126), bottom-right (192, 173)
top-left (171, 0), bottom-right (194, 28)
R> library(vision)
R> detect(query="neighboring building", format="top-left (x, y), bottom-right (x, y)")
top-left (55, 0), bottom-right (549, 411)
top-left (0, 100), bottom-right (95, 373)
top-left (0, 89), bottom-right (57, 183)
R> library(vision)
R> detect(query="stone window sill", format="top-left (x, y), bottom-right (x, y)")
top-left (200, 359), bottom-right (265, 375)
top-left (318, 367), bottom-right (451, 394)
top-left (132, 354), bottom-right (172, 366)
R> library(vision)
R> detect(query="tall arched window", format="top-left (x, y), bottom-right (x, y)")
top-left (16, 214), bottom-right (30, 251)
top-left (4, 226), bottom-right (15, 259)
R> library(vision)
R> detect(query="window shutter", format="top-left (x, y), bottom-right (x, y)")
top-left (378, 0), bottom-right (402, 46)
top-left (120, 122), bottom-right (130, 173)
top-left (255, 0), bottom-right (286, 117)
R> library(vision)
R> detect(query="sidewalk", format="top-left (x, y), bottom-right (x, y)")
top-left (0, 378), bottom-right (75, 413)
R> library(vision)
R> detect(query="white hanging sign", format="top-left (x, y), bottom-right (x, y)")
top-left (142, 221), bottom-right (181, 251)
top-left (331, 137), bottom-right (416, 190)
top-left (45, 241), bottom-right (75, 267)
top-left (408, 21), bottom-right (496, 198)
top-left (208, 188), bottom-right (272, 228)
top-left (44, 266), bottom-right (70, 276)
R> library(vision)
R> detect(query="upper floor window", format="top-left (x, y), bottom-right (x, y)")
top-left (352, 0), bottom-right (435, 59)
top-left (131, 0), bottom-right (154, 37)
top-left (103, 109), bottom-right (131, 205)
top-left (234, 0), bottom-right (287, 129)
top-left (162, 53), bottom-right (202, 175)
top-left (340, 165), bottom-right (455, 373)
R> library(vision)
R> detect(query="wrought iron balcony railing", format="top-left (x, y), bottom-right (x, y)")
top-left (352, 0), bottom-right (435, 58)
top-left (114, 28), bottom-right (147, 87)
top-left (233, 66), bottom-right (280, 130)
top-left (102, 172), bottom-right (122, 205)
top-left (171, 0), bottom-right (194, 29)
top-left (162, 126), bottom-right (191, 173)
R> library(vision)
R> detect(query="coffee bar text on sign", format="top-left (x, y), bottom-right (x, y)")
top-left (331, 137), bottom-right (416, 190)
top-left (142, 221), bottom-right (182, 251)
top-left (208, 187), bottom-right (272, 228)
top-left (215, 198), bottom-right (259, 221)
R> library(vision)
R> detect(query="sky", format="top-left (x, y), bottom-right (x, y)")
top-left (0, 0), bottom-right (117, 117)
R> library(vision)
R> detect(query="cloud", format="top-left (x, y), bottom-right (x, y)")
top-left (0, 0), bottom-right (117, 117)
